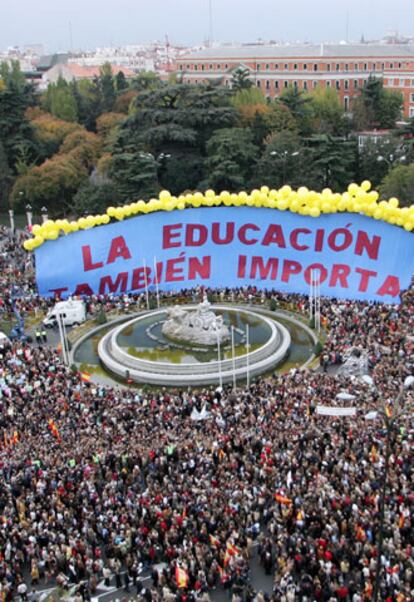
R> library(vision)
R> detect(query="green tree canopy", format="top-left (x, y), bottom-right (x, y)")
top-left (308, 87), bottom-right (346, 135)
top-left (231, 67), bottom-right (253, 91)
top-left (203, 127), bottom-right (259, 191)
top-left (379, 163), bottom-right (414, 207)
top-left (352, 76), bottom-right (402, 129)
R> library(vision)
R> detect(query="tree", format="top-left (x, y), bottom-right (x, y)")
top-left (44, 78), bottom-right (78, 122)
top-left (203, 128), bottom-right (259, 190)
top-left (357, 138), bottom-right (403, 187)
top-left (308, 87), bottom-right (346, 135)
top-left (115, 70), bottom-right (128, 92)
top-left (0, 140), bottom-right (12, 209)
top-left (304, 134), bottom-right (357, 190)
top-left (109, 150), bottom-right (160, 201)
top-left (72, 79), bottom-right (103, 130)
top-left (131, 71), bottom-right (161, 91)
top-left (30, 111), bottom-right (81, 159)
top-left (278, 88), bottom-right (313, 134)
top-left (255, 130), bottom-right (304, 189)
top-left (113, 90), bottom-right (139, 114)
top-left (99, 63), bottom-right (116, 112)
top-left (352, 76), bottom-right (402, 129)
top-left (232, 87), bottom-right (266, 108)
top-left (112, 83), bottom-right (237, 196)
top-left (72, 181), bottom-right (123, 215)
top-left (379, 163), bottom-right (414, 207)
top-left (96, 112), bottom-right (125, 148)
top-left (231, 67), bottom-right (253, 91)
top-left (0, 60), bottom-right (26, 90)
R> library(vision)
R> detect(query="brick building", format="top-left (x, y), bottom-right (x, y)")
top-left (177, 44), bottom-right (414, 117)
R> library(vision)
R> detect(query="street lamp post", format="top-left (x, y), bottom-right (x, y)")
top-left (25, 203), bottom-right (33, 230)
top-left (8, 208), bottom-right (15, 237)
top-left (270, 150), bottom-right (299, 184)
top-left (41, 206), bottom-right (49, 224)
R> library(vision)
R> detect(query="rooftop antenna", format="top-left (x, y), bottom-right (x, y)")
top-left (68, 21), bottom-right (74, 52)
top-left (208, 0), bottom-right (214, 47)
top-left (346, 10), bottom-right (349, 43)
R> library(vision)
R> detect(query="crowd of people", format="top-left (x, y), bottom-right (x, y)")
top-left (0, 226), bottom-right (413, 602)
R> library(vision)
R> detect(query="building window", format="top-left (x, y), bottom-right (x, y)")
top-left (284, 81), bottom-right (289, 88)
top-left (388, 78), bottom-right (394, 86)
top-left (336, 80), bottom-right (340, 90)
top-left (194, 65), bottom-right (198, 71)
top-left (266, 63), bottom-right (270, 70)
top-left (327, 64), bottom-right (331, 72)
top-left (294, 63), bottom-right (298, 70)
top-left (303, 64), bottom-right (307, 70)
top-left (257, 64), bottom-right (260, 71)
top-left (336, 63), bottom-right (340, 71)
top-left (209, 64), bottom-right (213, 70)
top-left (275, 64), bottom-right (279, 69)
top-left (364, 63), bottom-right (368, 70)
top-left (179, 65), bottom-right (183, 71)
top-left (326, 80), bottom-right (331, 88)
top-left (313, 81), bottom-right (317, 88)
top-left (398, 62), bottom-right (402, 68)
top-left (344, 97), bottom-right (349, 111)
top-left (410, 107), bottom-right (414, 117)
top-left (345, 63), bottom-right (349, 71)
top-left (293, 80), bottom-right (298, 88)
top-left (202, 65), bottom-right (205, 71)
top-left (256, 80), bottom-right (261, 87)
top-left (303, 81), bottom-right (308, 90)
top-left (314, 64), bottom-right (318, 71)
top-left (275, 80), bottom-right (279, 89)
top-left (224, 64), bottom-right (228, 69)
top-left (217, 64), bottom-right (221, 70)
top-left (411, 79), bottom-right (414, 86)
top-left (344, 80), bottom-right (349, 90)
top-left (266, 80), bottom-right (270, 89)
top-left (354, 79), bottom-right (358, 89)
top-left (390, 63), bottom-right (393, 69)
top-left (355, 63), bottom-right (358, 71)
top-left (284, 63), bottom-right (288, 70)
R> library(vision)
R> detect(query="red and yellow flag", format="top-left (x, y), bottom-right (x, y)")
top-left (175, 565), bottom-right (189, 589)
top-left (209, 534), bottom-right (220, 547)
top-left (80, 371), bottom-right (91, 382)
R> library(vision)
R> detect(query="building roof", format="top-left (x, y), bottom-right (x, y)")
top-left (180, 44), bottom-right (414, 61)
top-left (64, 63), bottom-right (135, 78)
top-left (37, 53), bottom-right (68, 70)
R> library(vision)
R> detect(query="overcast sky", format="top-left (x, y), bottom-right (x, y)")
top-left (3, 0), bottom-right (414, 52)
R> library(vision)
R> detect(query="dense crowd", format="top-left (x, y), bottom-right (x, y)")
top-left (0, 227), bottom-right (413, 602)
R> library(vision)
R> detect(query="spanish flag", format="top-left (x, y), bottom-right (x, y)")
top-left (385, 405), bottom-right (392, 418)
top-left (80, 371), bottom-right (91, 382)
top-left (12, 431), bottom-right (19, 445)
top-left (175, 565), bottom-right (189, 589)
top-left (48, 419), bottom-right (61, 442)
top-left (274, 493), bottom-right (293, 505)
top-left (226, 541), bottom-right (241, 557)
top-left (209, 534), bottom-right (220, 547)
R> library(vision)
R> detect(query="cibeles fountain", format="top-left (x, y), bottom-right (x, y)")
top-left (162, 296), bottom-right (230, 346)
top-left (97, 296), bottom-right (293, 386)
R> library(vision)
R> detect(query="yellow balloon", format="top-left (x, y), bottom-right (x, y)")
top-left (70, 221), bottom-right (79, 231)
top-left (361, 180), bottom-right (372, 192)
top-left (310, 207), bottom-right (320, 217)
top-left (205, 189), bottom-right (215, 198)
top-left (260, 185), bottom-right (270, 195)
top-left (23, 240), bottom-right (32, 250)
top-left (32, 224), bottom-right (41, 235)
top-left (404, 221), bottom-right (413, 231)
top-left (177, 201), bottom-right (185, 210)
top-left (238, 191), bottom-right (248, 203)
top-left (102, 214), bottom-right (110, 224)
top-left (348, 183), bottom-right (359, 195)
top-left (107, 206), bottom-right (116, 217)
top-left (159, 190), bottom-right (171, 202)
top-left (388, 197), bottom-right (399, 208)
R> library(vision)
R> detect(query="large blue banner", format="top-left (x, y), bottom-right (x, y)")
top-left (35, 208), bottom-right (414, 302)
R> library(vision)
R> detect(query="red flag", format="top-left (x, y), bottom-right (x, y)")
top-left (80, 372), bottom-right (91, 382)
top-left (175, 565), bottom-right (189, 589)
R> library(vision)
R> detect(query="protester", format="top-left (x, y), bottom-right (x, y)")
top-left (0, 227), bottom-right (412, 602)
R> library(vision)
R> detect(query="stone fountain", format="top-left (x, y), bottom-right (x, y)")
top-left (162, 296), bottom-right (230, 345)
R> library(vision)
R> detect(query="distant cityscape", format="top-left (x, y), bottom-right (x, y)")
top-left (3, 32), bottom-right (414, 117)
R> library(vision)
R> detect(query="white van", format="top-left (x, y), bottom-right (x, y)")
top-left (43, 299), bottom-right (86, 328)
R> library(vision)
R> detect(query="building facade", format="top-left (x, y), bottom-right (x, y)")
top-left (177, 44), bottom-right (414, 117)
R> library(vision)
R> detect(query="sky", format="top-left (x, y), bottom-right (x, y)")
top-left (2, 0), bottom-right (414, 52)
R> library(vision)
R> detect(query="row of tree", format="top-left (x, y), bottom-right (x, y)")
top-left (1, 60), bottom-right (414, 217)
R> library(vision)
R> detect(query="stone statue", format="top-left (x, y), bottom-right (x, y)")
top-left (162, 296), bottom-right (230, 346)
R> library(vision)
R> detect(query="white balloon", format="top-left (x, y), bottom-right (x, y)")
top-left (336, 392), bottom-right (356, 401)
top-left (404, 375), bottom-right (414, 388)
